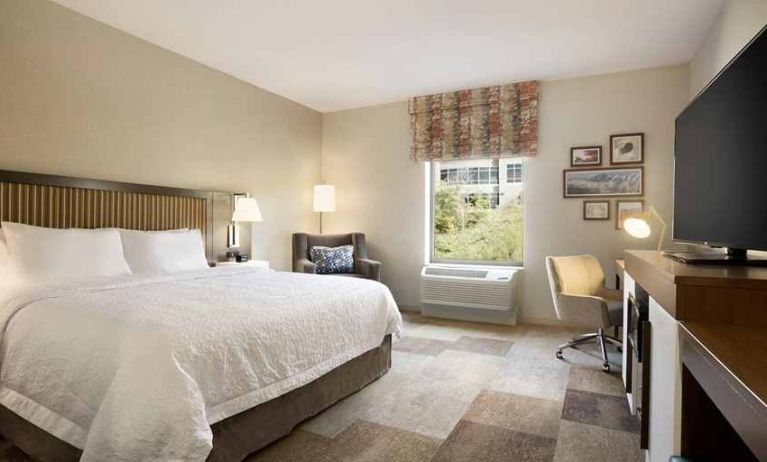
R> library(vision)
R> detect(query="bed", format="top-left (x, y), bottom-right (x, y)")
top-left (0, 170), bottom-right (402, 461)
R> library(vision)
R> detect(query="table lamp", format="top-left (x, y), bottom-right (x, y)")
top-left (623, 205), bottom-right (666, 252)
top-left (227, 194), bottom-right (263, 251)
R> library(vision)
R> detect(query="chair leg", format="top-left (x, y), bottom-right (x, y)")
top-left (556, 331), bottom-right (619, 372)
top-left (555, 333), bottom-right (599, 359)
top-left (598, 329), bottom-right (610, 372)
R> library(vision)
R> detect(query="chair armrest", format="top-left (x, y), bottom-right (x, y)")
top-left (558, 293), bottom-right (611, 327)
top-left (356, 258), bottom-right (381, 281)
top-left (600, 287), bottom-right (623, 300)
top-left (297, 258), bottom-right (317, 274)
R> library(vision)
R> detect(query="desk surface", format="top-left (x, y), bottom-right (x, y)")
top-left (625, 250), bottom-right (767, 289)
top-left (683, 323), bottom-right (767, 407)
top-left (680, 322), bottom-right (767, 459)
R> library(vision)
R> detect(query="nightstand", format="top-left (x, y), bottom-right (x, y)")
top-left (216, 260), bottom-right (270, 270)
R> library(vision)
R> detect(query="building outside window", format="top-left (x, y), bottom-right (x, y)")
top-left (431, 158), bottom-right (523, 265)
top-left (507, 163), bottom-right (522, 183)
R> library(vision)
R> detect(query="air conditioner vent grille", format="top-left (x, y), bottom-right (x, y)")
top-left (423, 267), bottom-right (489, 278)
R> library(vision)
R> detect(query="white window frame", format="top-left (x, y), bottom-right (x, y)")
top-left (426, 160), bottom-right (524, 267)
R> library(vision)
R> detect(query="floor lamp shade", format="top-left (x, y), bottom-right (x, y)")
top-left (313, 185), bottom-right (336, 213)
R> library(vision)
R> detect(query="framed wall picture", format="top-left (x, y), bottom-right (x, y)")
top-left (570, 146), bottom-right (602, 167)
top-left (583, 200), bottom-right (610, 220)
top-left (563, 166), bottom-right (643, 198)
top-left (616, 200), bottom-right (645, 230)
top-left (610, 133), bottom-right (644, 165)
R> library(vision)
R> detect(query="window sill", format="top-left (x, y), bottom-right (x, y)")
top-left (427, 262), bottom-right (524, 271)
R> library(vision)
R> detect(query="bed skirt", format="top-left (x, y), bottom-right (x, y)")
top-left (0, 335), bottom-right (392, 462)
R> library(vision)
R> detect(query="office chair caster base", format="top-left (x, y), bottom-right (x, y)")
top-left (555, 350), bottom-right (564, 360)
top-left (602, 362), bottom-right (610, 372)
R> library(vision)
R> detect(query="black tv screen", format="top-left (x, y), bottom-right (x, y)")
top-left (674, 26), bottom-right (767, 251)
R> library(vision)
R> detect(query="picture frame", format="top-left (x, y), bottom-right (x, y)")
top-left (570, 146), bottom-right (602, 167)
top-left (610, 133), bottom-right (644, 165)
top-left (615, 200), bottom-right (645, 230)
top-left (583, 200), bottom-right (610, 220)
top-left (563, 166), bottom-right (644, 198)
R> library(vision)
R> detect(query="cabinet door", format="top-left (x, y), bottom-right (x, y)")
top-left (647, 297), bottom-right (682, 461)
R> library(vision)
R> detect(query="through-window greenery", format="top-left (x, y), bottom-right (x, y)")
top-left (431, 159), bottom-right (523, 265)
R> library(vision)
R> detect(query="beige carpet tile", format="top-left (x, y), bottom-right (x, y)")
top-left (463, 390), bottom-right (562, 439)
top-left (432, 420), bottom-right (558, 462)
top-left (561, 389), bottom-right (640, 433)
top-left (486, 356), bottom-right (571, 402)
top-left (448, 335), bottom-right (513, 357)
top-left (246, 429), bottom-right (332, 462)
top-left (330, 420), bottom-right (442, 462)
top-left (567, 366), bottom-right (625, 397)
top-left (392, 336), bottom-right (452, 356)
top-left (299, 370), bottom-right (408, 437)
top-left (251, 420), bottom-right (442, 462)
top-left (553, 420), bottom-right (643, 462)
top-left (389, 350), bottom-right (432, 375)
top-left (359, 383), bottom-right (474, 439)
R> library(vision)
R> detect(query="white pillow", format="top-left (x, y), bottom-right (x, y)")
top-left (0, 231), bottom-right (16, 289)
top-left (119, 229), bottom-right (209, 274)
top-left (2, 222), bottom-right (132, 285)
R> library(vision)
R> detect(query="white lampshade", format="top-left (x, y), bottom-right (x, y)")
top-left (624, 217), bottom-right (651, 238)
top-left (231, 197), bottom-right (263, 222)
top-left (313, 185), bottom-right (336, 213)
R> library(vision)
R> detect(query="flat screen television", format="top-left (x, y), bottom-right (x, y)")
top-left (671, 25), bottom-right (767, 265)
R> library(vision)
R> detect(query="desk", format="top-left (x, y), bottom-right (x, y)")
top-left (680, 323), bottom-right (766, 460)
top-left (622, 250), bottom-right (767, 461)
top-left (615, 258), bottom-right (625, 290)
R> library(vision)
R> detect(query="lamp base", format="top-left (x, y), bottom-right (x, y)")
top-left (662, 249), bottom-right (767, 267)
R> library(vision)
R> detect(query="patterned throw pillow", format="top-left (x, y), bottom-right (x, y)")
top-left (310, 245), bottom-right (354, 274)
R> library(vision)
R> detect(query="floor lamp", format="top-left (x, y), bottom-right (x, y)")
top-left (313, 185), bottom-right (335, 234)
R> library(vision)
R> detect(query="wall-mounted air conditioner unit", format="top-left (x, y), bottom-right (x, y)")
top-left (420, 265), bottom-right (520, 325)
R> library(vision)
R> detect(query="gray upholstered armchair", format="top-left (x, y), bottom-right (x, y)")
top-left (545, 255), bottom-right (622, 371)
top-left (292, 233), bottom-right (381, 281)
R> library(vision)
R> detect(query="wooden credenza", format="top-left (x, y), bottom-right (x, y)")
top-left (622, 250), bottom-right (767, 461)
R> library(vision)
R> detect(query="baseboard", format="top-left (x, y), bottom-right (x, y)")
top-left (518, 314), bottom-right (564, 326)
top-left (518, 314), bottom-right (600, 329)
top-left (397, 305), bottom-right (421, 314)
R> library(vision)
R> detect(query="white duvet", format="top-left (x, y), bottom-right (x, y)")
top-left (0, 267), bottom-right (402, 461)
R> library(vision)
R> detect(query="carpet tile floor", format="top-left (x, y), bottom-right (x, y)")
top-left (0, 313), bottom-right (642, 462)
top-left (251, 313), bottom-right (641, 462)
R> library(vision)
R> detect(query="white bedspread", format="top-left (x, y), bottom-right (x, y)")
top-left (0, 267), bottom-right (401, 461)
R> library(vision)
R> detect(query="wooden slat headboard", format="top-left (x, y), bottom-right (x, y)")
top-left (0, 170), bottom-right (215, 261)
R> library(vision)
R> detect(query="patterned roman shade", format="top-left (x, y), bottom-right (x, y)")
top-left (409, 81), bottom-right (539, 161)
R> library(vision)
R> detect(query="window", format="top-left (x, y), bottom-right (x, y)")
top-left (431, 159), bottom-right (523, 265)
top-left (507, 163), bottom-right (522, 183)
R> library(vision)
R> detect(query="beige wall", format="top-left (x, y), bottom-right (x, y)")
top-left (321, 102), bottom-right (423, 307)
top-left (523, 65), bottom-right (688, 323)
top-left (322, 65), bottom-right (689, 323)
top-left (0, 0), bottom-right (322, 270)
top-left (689, 0), bottom-right (767, 98)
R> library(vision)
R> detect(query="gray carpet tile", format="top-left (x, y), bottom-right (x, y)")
top-left (448, 335), bottom-right (513, 357)
top-left (561, 389), bottom-right (640, 433)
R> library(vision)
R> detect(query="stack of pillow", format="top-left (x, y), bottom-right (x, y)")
top-left (0, 222), bottom-right (210, 288)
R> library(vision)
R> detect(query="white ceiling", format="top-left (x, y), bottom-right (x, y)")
top-left (50, 0), bottom-right (724, 112)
